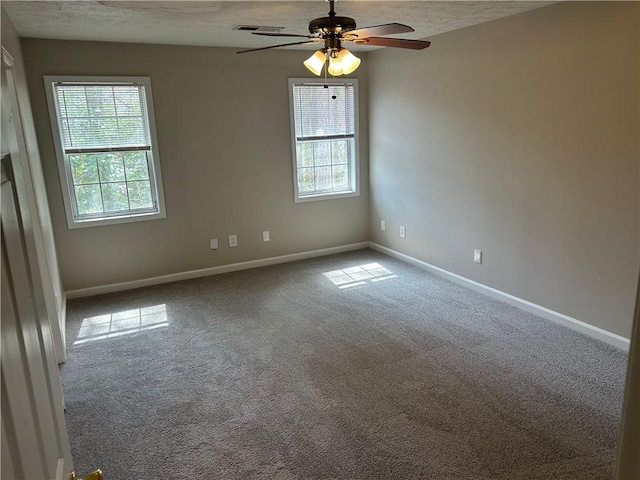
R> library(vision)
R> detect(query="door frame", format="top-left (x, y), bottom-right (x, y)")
top-left (2, 46), bottom-right (66, 363)
top-left (1, 153), bottom-right (73, 478)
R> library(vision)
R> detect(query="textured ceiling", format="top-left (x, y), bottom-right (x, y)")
top-left (3, 1), bottom-right (552, 51)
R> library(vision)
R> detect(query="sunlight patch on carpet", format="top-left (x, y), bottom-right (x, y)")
top-left (74, 304), bottom-right (168, 345)
top-left (323, 263), bottom-right (398, 289)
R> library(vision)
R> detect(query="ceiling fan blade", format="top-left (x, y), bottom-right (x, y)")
top-left (344, 23), bottom-right (414, 39)
top-left (251, 32), bottom-right (313, 39)
top-left (357, 37), bottom-right (431, 50)
top-left (236, 40), bottom-right (319, 54)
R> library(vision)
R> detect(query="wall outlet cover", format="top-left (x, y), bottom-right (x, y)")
top-left (474, 249), bottom-right (482, 264)
top-left (381, 220), bottom-right (386, 231)
top-left (229, 235), bottom-right (238, 247)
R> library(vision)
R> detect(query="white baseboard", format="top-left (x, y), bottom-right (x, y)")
top-left (65, 240), bottom-right (630, 351)
top-left (369, 242), bottom-right (630, 351)
top-left (65, 242), bottom-right (369, 300)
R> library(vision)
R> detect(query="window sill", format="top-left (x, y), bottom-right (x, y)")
top-left (67, 210), bottom-right (166, 229)
top-left (295, 190), bottom-right (360, 203)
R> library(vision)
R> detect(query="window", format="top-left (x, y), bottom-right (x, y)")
top-left (289, 79), bottom-right (359, 202)
top-left (44, 76), bottom-right (166, 228)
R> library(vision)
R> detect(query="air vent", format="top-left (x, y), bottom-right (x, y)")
top-left (234, 25), bottom-right (284, 33)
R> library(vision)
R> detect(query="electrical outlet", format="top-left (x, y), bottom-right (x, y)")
top-left (229, 235), bottom-right (238, 248)
top-left (380, 220), bottom-right (386, 231)
top-left (400, 225), bottom-right (406, 239)
top-left (474, 249), bottom-right (482, 264)
top-left (262, 230), bottom-right (270, 242)
top-left (209, 238), bottom-right (219, 250)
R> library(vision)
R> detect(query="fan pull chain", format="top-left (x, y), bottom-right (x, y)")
top-left (324, 52), bottom-right (328, 86)
top-left (322, 51), bottom-right (337, 98)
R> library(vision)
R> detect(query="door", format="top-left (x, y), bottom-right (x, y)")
top-left (1, 154), bottom-right (73, 479)
top-left (1, 46), bottom-right (66, 364)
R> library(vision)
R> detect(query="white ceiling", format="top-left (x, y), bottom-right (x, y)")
top-left (3, 1), bottom-right (552, 52)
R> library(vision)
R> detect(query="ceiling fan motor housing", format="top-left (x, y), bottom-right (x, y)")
top-left (309, 16), bottom-right (357, 37)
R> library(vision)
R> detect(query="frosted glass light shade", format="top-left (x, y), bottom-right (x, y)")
top-left (337, 49), bottom-right (361, 75)
top-left (327, 55), bottom-right (344, 76)
top-left (303, 50), bottom-right (326, 76)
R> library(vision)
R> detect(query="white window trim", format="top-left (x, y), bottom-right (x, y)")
top-left (288, 78), bottom-right (360, 203)
top-left (44, 75), bottom-right (167, 229)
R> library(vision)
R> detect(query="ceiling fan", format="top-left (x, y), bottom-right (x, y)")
top-left (236, 0), bottom-right (431, 76)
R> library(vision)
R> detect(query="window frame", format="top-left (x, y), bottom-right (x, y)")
top-left (288, 78), bottom-right (360, 203)
top-left (44, 75), bottom-right (166, 229)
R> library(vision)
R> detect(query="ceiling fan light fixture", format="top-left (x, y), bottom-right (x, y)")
top-left (337, 48), bottom-right (360, 75)
top-left (304, 49), bottom-right (327, 76)
top-left (327, 54), bottom-right (344, 76)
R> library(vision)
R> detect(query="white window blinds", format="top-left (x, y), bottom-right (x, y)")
top-left (292, 82), bottom-right (355, 141)
top-left (53, 83), bottom-right (150, 152)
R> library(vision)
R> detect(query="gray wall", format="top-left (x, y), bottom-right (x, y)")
top-left (368, 1), bottom-right (639, 338)
top-left (21, 40), bottom-right (370, 291)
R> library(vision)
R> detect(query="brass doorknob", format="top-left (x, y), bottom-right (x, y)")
top-left (71, 469), bottom-right (103, 480)
top-left (86, 471), bottom-right (103, 480)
